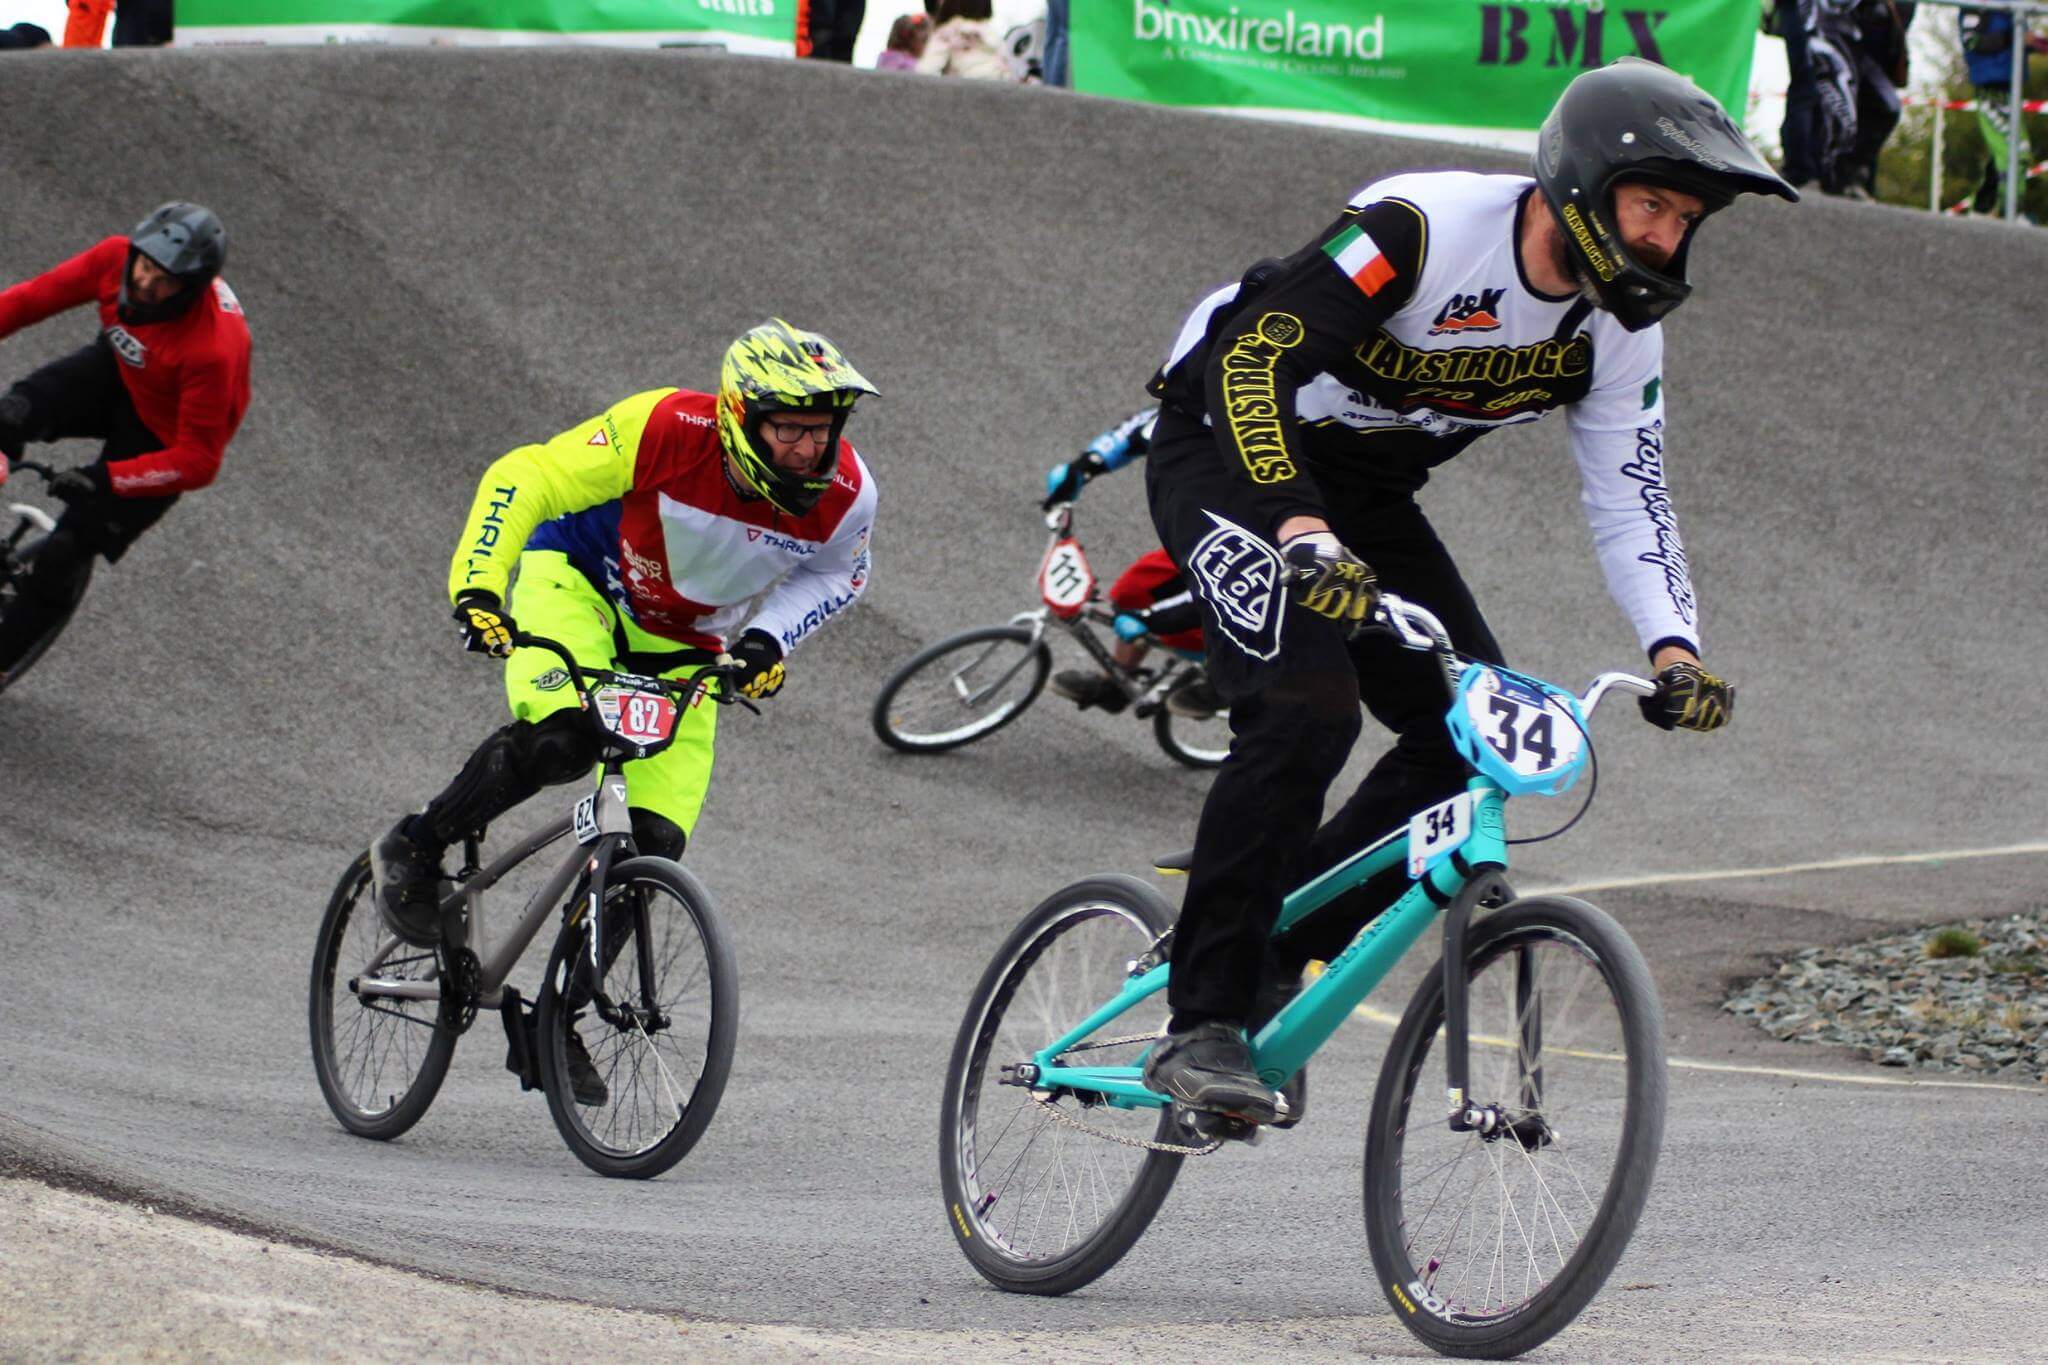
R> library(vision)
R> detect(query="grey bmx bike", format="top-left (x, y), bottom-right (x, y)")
top-left (310, 633), bottom-right (744, 1178)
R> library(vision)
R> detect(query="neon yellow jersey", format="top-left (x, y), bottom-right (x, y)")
top-left (448, 388), bottom-right (674, 606)
top-left (448, 387), bottom-right (878, 653)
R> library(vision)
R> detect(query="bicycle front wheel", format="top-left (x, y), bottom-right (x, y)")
top-left (308, 851), bottom-right (455, 1139)
top-left (535, 857), bottom-right (738, 1179)
top-left (0, 536), bottom-right (90, 696)
top-left (939, 875), bottom-right (1183, 1296)
top-left (1364, 896), bottom-right (1667, 1359)
top-left (871, 625), bottom-right (1050, 753)
top-left (1152, 698), bottom-right (1230, 769)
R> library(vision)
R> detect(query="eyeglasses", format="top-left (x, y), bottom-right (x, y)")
top-left (764, 420), bottom-right (834, 448)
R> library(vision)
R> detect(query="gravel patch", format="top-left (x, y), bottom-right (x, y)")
top-left (1724, 906), bottom-right (2048, 1080)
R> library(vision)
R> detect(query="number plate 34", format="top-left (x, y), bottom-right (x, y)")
top-left (1444, 663), bottom-right (1589, 797)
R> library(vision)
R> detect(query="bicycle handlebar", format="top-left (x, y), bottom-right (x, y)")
top-left (1374, 593), bottom-right (1655, 712)
top-left (512, 632), bottom-right (746, 711)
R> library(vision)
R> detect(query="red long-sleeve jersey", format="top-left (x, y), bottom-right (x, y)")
top-left (0, 235), bottom-right (252, 497)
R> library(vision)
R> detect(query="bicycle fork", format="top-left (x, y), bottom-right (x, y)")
top-left (1438, 865), bottom-right (1551, 1149)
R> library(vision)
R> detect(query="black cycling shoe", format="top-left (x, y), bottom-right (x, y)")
top-left (562, 1023), bottom-right (609, 1106)
top-left (369, 820), bottom-right (444, 949)
top-left (1165, 674), bottom-right (1224, 719)
top-left (1142, 1021), bottom-right (1281, 1122)
top-left (1049, 669), bottom-right (1129, 714)
top-left (1250, 964), bottom-right (1307, 1128)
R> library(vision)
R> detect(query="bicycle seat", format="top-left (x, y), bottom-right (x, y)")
top-left (1152, 849), bottom-right (1193, 876)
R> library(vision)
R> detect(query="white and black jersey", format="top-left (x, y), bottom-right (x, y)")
top-left (1150, 171), bottom-right (1699, 656)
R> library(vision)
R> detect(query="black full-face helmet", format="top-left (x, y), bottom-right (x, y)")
top-left (119, 201), bottom-right (227, 325)
top-left (1534, 58), bottom-right (1797, 332)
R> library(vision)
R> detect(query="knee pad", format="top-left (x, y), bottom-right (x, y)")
top-left (516, 709), bottom-right (601, 787)
top-left (628, 809), bottom-right (687, 862)
top-left (0, 389), bottom-right (36, 458)
top-left (420, 722), bottom-right (541, 846)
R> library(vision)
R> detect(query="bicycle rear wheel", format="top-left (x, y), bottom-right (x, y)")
top-left (939, 875), bottom-right (1183, 1296)
top-left (308, 851), bottom-right (456, 1139)
top-left (871, 625), bottom-right (1050, 753)
top-left (535, 857), bottom-right (738, 1179)
top-left (1363, 896), bottom-right (1666, 1359)
top-left (0, 529), bottom-right (90, 695)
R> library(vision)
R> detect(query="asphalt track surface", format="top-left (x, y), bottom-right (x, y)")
top-left (2, 48), bottom-right (2046, 1359)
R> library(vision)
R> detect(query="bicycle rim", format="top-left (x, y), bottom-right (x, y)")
top-left (541, 862), bottom-right (736, 1177)
top-left (309, 853), bottom-right (454, 1137)
top-left (874, 626), bottom-right (1048, 751)
top-left (942, 881), bottom-right (1182, 1292)
top-left (1154, 701), bottom-right (1230, 769)
top-left (1366, 900), bottom-right (1665, 1357)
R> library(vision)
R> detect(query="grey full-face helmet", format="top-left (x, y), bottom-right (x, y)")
top-left (1534, 58), bottom-right (1797, 332)
top-left (119, 201), bottom-right (228, 325)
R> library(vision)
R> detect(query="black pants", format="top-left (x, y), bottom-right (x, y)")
top-left (0, 338), bottom-right (173, 671)
top-left (1145, 406), bottom-right (1504, 1025)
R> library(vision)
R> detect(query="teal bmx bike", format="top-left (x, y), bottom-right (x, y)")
top-left (938, 594), bottom-right (1669, 1359)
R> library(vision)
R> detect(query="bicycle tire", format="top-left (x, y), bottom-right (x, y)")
top-left (535, 857), bottom-right (738, 1179)
top-left (308, 851), bottom-right (456, 1140)
top-left (1152, 699), bottom-right (1229, 770)
top-left (871, 624), bottom-right (1051, 754)
top-left (939, 874), bottom-right (1184, 1295)
top-left (0, 536), bottom-right (90, 696)
top-left (1363, 895), bottom-right (1667, 1359)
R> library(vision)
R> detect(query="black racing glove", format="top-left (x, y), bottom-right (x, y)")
top-left (1639, 661), bottom-right (1735, 732)
top-left (1041, 451), bottom-right (1107, 510)
top-left (1281, 531), bottom-right (1379, 625)
top-left (48, 464), bottom-right (109, 507)
top-left (452, 591), bottom-right (518, 658)
top-left (728, 629), bottom-right (786, 700)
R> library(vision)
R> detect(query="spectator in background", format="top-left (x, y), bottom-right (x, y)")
top-left (111, 0), bottom-right (172, 46)
top-left (1041, 0), bottom-right (1070, 86)
top-left (63, 0), bottom-right (113, 47)
top-left (916, 0), bottom-right (1011, 80)
top-left (1959, 6), bottom-right (2047, 214)
top-left (1837, 1), bottom-right (1915, 198)
top-left (0, 21), bottom-right (53, 48)
top-left (797, 0), bottom-right (864, 62)
top-left (1774, 0), bottom-right (1863, 195)
top-left (876, 12), bottom-right (929, 71)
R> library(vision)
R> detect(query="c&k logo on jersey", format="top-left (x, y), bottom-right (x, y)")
top-left (105, 326), bottom-right (147, 368)
top-left (1429, 288), bottom-right (1506, 335)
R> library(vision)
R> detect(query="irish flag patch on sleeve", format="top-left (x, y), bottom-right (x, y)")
top-left (1323, 224), bottom-right (1396, 297)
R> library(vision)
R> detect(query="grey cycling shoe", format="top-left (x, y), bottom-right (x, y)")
top-left (1143, 1021), bottom-right (1283, 1122)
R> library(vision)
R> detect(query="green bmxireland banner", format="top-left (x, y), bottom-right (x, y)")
top-left (1072, 1), bottom-right (1757, 137)
top-left (180, 0), bottom-right (793, 50)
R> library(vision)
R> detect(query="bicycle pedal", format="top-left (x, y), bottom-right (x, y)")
top-left (1177, 1108), bottom-right (1263, 1145)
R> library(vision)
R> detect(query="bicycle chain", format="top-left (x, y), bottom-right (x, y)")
top-left (1026, 1031), bottom-right (1222, 1157)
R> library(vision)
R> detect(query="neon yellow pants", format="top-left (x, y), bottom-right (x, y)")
top-left (503, 549), bottom-right (719, 837)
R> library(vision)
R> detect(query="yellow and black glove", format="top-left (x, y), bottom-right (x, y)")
top-left (1640, 661), bottom-right (1734, 732)
top-left (728, 629), bottom-right (786, 700)
top-left (452, 591), bottom-right (518, 659)
top-left (1281, 531), bottom-right (1379, 625)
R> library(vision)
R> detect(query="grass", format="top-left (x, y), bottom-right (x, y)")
top-left (1925, 927), bottom-right (1984, 960)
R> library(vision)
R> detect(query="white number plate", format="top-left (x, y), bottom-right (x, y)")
top-left (572, 793), bottom-right (600, 846)
top-left (1462, 670), bottom-right (1584, 780)
top-left (592, 685), bottom-right (678, 745)
top-left (1407, 792), bottom-right (1472, 878)
top-left (1037, 537), bottom-right (1095, 617)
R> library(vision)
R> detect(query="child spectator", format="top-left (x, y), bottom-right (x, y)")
top-left (876, 13), bottom-right (929, 72)
top-left (916, 0), bottom-right (1012, 81)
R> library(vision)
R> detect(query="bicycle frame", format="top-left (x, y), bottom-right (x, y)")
top-left (1020, 594), bottom-right (1653, 1128)
top-left (1024, 777), bottom-right (1510, 1115)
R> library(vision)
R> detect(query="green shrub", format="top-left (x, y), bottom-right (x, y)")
top-left (1925, 927), bottom-right (1983, 959)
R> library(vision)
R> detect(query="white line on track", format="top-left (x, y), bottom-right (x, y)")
top-left (1522, 840), bottom-right (2048, 897)
top-left (1349, 1004), bottom-right (2048, 1095)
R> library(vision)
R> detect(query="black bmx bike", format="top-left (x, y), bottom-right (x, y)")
top-left (0, 461), bottom-right (91, 695)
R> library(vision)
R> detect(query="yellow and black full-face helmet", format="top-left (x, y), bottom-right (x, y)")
top-left (717, 319), bottom-right (878, 516)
